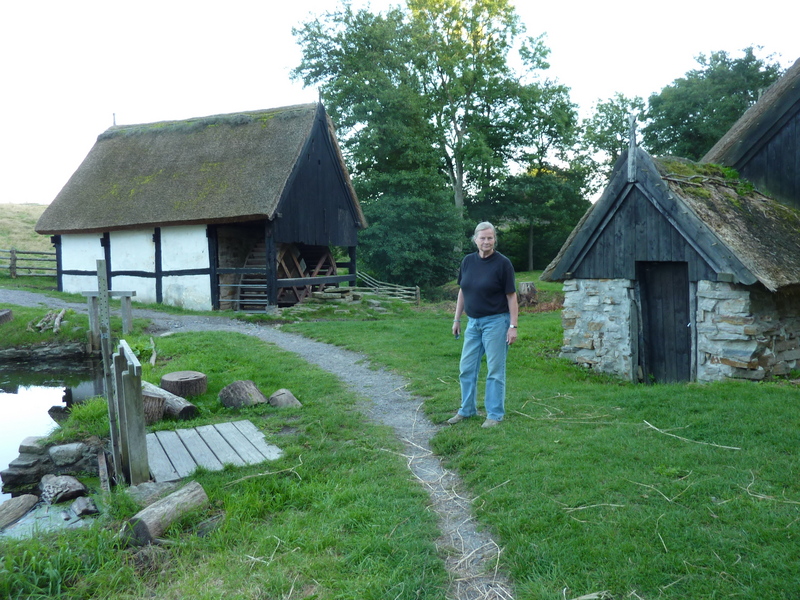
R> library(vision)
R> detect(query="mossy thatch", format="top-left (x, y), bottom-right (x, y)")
top-left (35, 103), bottom-right (364, 235)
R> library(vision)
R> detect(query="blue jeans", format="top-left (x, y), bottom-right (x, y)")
top-left (458, 313), bottom-right (509, 421)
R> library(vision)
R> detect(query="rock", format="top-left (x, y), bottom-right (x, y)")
top-left (0, 494), bottom-right (38, 530)
top-left (48, 405), bottom-right (70, 424)
top-left (219, 380), bottom-right (268, 408)
top-left (268, 388), bottom-right (302, 408)
top-left (0, 309), bottom-right (12, 325)
top-left (49, 443), bottom-right (87, 467)
top-left (72, 496), bottom-right (99, 517)
top-left (39, 474), bottom-right (87, 504)
top-left (19, 436), bottom-right (48, 455)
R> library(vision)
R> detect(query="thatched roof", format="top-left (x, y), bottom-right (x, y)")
top-left (36, 103), bottom-right (364, 234)
top-left (703, 57), bottom-right (800, 166)
top-left (542, 148), bottom-right (800, 292)
top-left (656, 157), bottom-right (800, 291)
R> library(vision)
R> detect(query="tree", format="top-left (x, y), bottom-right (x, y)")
top-left (358, 194), bottom-right (464, 287)
top-left (642, 47), bottom-right (784, 160)
top-left (292, 0), bottom-right (555, 209)
top-left (471, 169), bottom-right (589, 271)
top-left (583, 92), bottom-right (645, 176)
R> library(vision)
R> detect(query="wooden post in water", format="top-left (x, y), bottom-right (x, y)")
top-left (97, 260), bottom-right (123, 482)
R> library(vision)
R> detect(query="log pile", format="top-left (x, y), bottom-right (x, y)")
top-left (26, 309), bottom-right (68, 333)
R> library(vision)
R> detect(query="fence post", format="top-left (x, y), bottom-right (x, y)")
top-left (9, 248), bottom-right (16, 279)
top-left (112, 340), bottom-right (149, 485)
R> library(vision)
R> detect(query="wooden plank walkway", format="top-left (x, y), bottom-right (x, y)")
top-left (146, 419), bottom-right (283, 482)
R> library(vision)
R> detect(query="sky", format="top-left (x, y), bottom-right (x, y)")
top-left (1, 0), bottom-right (798, 206)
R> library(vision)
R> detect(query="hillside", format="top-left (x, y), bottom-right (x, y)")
top-left (0, 204), bottom-right (51, 252)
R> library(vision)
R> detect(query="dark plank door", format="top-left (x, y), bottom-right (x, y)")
top-left (638, 262), bottom-right (691, 383)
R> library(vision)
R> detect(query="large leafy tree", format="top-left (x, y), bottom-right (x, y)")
top-left (292, 0), bottom-right (554, 209)
top-left (642, 47), bottom-right (784, 160)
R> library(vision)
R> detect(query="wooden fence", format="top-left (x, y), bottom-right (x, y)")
top-left (0, 247), bottom-right (57, 277)
top-left (356, 272), bottom-right (420, 305)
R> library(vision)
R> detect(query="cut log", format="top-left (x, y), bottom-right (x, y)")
top-left (141, 381), bottom-right (199, 421)
top-left (160, 371), bottom-right (208, 398)
top-left (0, 309), bottom-right (12, 325)
top-left (122, 480), bottom-right (209, 546)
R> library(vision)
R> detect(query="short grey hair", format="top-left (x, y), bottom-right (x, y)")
top-left (472, 222), bottom-right (496, 243)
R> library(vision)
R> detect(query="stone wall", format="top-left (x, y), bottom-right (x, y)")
top-left (561, 278), bottom-right (800, 383)
top-left (1, 436), bottom-right (103, 496)
top-left (560, 279), bottom-right (637, 381)
top-left (696, 281), bottom-right (800, 382)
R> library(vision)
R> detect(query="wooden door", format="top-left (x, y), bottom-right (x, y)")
top-left (638, 262), bottom-right (691, 383)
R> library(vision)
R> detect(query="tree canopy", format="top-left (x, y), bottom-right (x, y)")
top-left (641, 47), bottom-right (784, 160)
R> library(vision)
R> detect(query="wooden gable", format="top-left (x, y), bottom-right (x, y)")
top-left (542, 148), bottom-right (752, 285)
top-left (273, 104), bottom-right (362, 247)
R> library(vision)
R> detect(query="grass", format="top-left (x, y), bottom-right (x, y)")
top-left (1, 328), bottom-right (448, 599)
top-left (0, 204), bottom-right (50, 252)
top-left (283, 310), bottom-right (800, 598)
top-left (1, 246), bottom-right (799, 595)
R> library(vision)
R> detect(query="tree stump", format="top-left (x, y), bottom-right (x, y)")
top-left (0, 309), bottom-right (13, 325)
top-left (518, 281), bottom-right (538, 307)
top-left (160, 371), bottom-right (207, 398)
top-left (141, 381), bottom-right (199, 421)
top-left (122, 480), bottom-right (209, 546)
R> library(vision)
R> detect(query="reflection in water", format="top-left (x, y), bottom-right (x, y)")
top-left (0, 359), bottom-right (104, 502)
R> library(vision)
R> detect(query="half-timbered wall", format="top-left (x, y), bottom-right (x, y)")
top-left (571, 187), bottom-right (716, 282)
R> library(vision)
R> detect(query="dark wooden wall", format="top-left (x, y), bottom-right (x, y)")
top-left (572, 187), bottom-right (717, 282)
top-left (273, 116), bottom-right (360, 247)
top-left (736, 99), bottom-right (800, 210)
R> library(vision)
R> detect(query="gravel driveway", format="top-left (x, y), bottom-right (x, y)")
top-left (0, 289), bottom-right (514, 599)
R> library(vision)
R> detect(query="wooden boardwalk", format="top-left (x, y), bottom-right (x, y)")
top-left (146, 420), bottom-right (283, 482)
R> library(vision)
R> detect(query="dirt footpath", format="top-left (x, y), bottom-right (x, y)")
top-left (0, 290), bottom-right (514, 599)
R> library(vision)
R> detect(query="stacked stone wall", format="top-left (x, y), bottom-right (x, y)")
top-left (696, 281), bottom-right (800, 381)
top-left (560, 279), bottom-right (636, 380)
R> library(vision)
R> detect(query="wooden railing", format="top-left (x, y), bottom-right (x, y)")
top-left (0, 247), bottom-right (56, 277)
top-left (356, 272), bottom-right (420, 305)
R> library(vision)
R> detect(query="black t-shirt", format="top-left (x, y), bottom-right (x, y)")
top-left (458, 251), bottom-right (516, 318)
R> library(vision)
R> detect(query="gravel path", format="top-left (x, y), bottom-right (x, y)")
top-left (0, 290), bottom-right (514, 599)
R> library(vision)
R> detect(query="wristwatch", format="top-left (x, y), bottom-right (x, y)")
top-left (509, 325), bottom-right (517, 329)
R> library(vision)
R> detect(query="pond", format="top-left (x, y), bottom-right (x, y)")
top-left (0, 359), bottom-right (103, 502)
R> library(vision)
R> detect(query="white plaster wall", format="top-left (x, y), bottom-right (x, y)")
top-left (161, 225), bottom-right (209, 271)
top-left (60, 234), bottom-right (104, 294)
top-left (162, 275), bottom-right (211, 311)
top-left (111, 276), bottom-right (157, 304)
top-left (61, 233), bottom-right (104, 271)
top-left (110, 230), bottom-right (155, 271)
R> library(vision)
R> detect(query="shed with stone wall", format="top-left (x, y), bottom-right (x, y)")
top-left (541, 146), bottom-right (800, 383)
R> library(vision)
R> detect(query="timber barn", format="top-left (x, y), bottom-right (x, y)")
top-left (541, 146), bottom-right (800, 383)
top-left (35, 103), bottom-right (366, 311)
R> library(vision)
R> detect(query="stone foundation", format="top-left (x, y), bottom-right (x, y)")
top-left (560, 278), bottom-right (800, 383)
top-left (560, 279), bottom-right (637, 381)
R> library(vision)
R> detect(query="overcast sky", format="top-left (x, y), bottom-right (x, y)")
top-left (1, 0), bottom-right (798, 205)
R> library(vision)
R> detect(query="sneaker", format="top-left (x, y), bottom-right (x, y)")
top-left (447, 413), bottom-right (467, 424)
top-left (481, 419), bottom-right (501, 428)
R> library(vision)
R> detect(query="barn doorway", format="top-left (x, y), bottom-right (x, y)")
top-left (637, 262), bottom-right (692, 383)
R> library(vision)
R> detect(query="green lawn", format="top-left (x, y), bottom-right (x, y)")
top-left (2, 279), bottom-right (800, 598)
